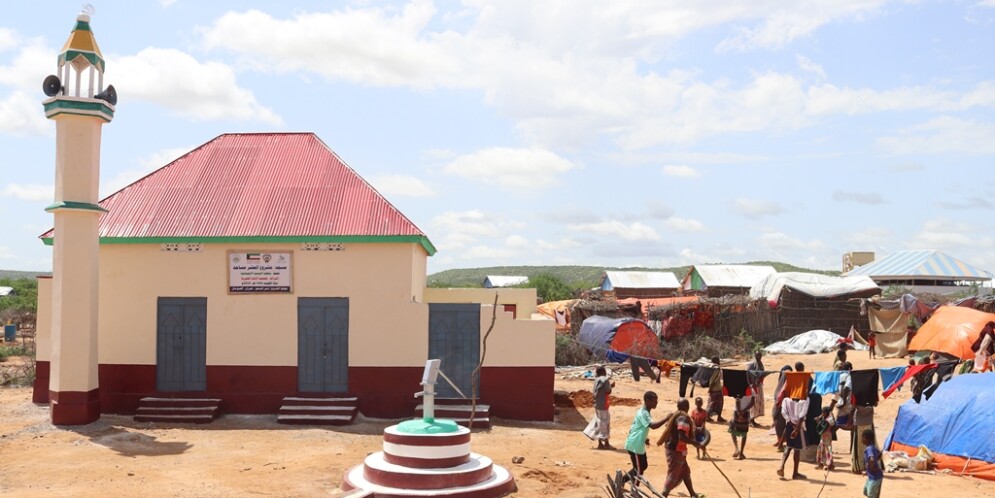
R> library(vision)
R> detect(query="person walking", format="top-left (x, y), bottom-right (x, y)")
top-left (593, 366), bottom-right (615, 449)
top-left (746, 350), bottom-right (766, 427)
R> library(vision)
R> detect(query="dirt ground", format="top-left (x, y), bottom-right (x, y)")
top-left (2, 352), bottom-right (994, 497)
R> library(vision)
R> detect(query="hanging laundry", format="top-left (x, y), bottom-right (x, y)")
top-left (811, 371), bottom-right (843, 396)
top-left (692, 366), bottom-right (716, 388)
top-left (658, 360), bottom-right (679, 378)
top-left (722, 369), bottom-right (751, 398)
top-left (878, 366), bottom-right (907, 393)
top-left (921, 362), bottom-right (957, 401)
top-left (783, 372), bottom-right (811, 400)
top-left (882, 364), bottom-right (937, 399)
top-left (605, 350), bottom-right (630, 364)
top-left (850, 370), bottom-right (879, 407)
top-left (678, 364), bottom-right (698, 398)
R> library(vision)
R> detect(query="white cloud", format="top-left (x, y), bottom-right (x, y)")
top-left (107, 48), bottom-right (282, 125)
top-left (443, 147), bottom-right (575, 189)
top-left (0, 92), bottom-right (50, 136)
top-left (199, 3), bottom-right (982, 150)
top-left (160, 0), bottom-right (178, 7)
top-left (832, 190), bottom-right (888, 205)
top-left (759, 231), bottom-right (824, 252)
top-left (796, 54), bottom-right (826, 79)
top-left (422, 148), bottom-right (457, 160)
top-left (567, 220), bottom-right (660, 241)
top-left (664, 217), bottom-right (705, 232)
top-left (908, 220), bottom-right (994, 271)
top-left (661, 165), bottom-right (700, 179)
top-left (733, 198), bottom-right (784, 219)
top-left (2, 183), bottom-right (53, 202)
top-left (888, 163), bottom-right (924, 172)
top-left (807, 81), bottom-right (995, 116)
top-left (716, 2), bottom-right (889, 52)
top-left (369, 173), bottom-right (436, 198)
top-left (431, 209), bottom-right (502, 237)
top-left (504, 235), bottom-right (530, 249)
top-left (101, 146), bottom-right (190, 197)
top-left (877, 117), bottom-right (995, 156)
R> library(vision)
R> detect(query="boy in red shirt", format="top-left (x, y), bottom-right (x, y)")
top-left (867, 332), bottom-right (877, 359)
top-left (691, 397), bottom-right (708, 460)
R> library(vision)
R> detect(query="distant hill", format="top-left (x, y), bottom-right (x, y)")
top-left (0, 270), bottom-right (49, 280)
top-left (427, 262), bottom-right (840, 289)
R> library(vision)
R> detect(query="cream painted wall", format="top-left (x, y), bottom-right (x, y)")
top-left (91, 242), bottom-right (429, 367)
top-left (423, 288), bottom-right (539, 317)
top-left (479, 305), bottom-right (554, 367)
top-left (36, 277), bottom-right (52, 362)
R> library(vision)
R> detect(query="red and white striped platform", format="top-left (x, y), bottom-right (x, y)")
top-left (342, 424), bottom-right (515, 498)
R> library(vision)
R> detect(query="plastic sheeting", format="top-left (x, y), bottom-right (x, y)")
top-left (764, 329), bottom-right (867, 355)
top-left (868, 308), bottom-right (909, 334)
top-left (578, 315), bottom-right (661, 359)
top-left (885, 373), bottom-right (995, 480)
top-left (749, 272), bottom-right (880, 303)
top-left (909, 306), bottom-right (995, 360)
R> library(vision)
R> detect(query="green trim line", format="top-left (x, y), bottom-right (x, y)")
top-left (73, 20), bottom-right (92, 31)
top-left (43, 98), bottom-right (114, 121)
top-left (44, 201), bottom-right (108, 213)
top-left (40, 234), bottom-right (438, 255)
top-left (58, 50), bottom-right (105, 72)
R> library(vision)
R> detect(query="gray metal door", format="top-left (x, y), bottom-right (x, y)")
top-left (156, 297), bottom-right (207, 392)
top-left (428, 304), bottom-right (480, 398)
top-left (298, 298), bottom-right (349, 392)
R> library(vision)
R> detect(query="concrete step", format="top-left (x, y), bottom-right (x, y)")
top-left (276, 414), bottom-right (355, 425)
top-left (134, 413), bottom-right (215, 424)
top-left (277, 396), bottom-right (359, 425)
top-left (281, 396), bottom-right (358, 407)
top-left (138, 397), bottom-right (221, 408)
top-left (278, 405), bottom-right (358, 417)
top-left (134, 397), bottom-right (221, 424)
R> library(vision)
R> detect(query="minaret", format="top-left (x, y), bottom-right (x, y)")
top-left (41, 10), bottom-right (116, 425)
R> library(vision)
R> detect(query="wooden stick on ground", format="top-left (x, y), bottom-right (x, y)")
top-left (701, 449), bottom-right (743, 498)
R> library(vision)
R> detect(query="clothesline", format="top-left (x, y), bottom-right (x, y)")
top-left (567, 333), bottom-right (965, 405)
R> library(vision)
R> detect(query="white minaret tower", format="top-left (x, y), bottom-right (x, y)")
top-left (41, 8), bottom-right (115, 425)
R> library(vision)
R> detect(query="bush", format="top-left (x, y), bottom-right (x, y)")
top-left (0, 340), bottom-right (36, 386)
top-left (555, 333), bottom-right (598, 366)
top-left (660, 331), bottom-right (764, 361)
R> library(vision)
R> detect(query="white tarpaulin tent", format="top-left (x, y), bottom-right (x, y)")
top-left (750, 272), bottom-right (880, 303)
top-left (764, 329), bottom-right (868, 355)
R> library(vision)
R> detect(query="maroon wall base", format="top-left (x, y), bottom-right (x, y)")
top-left (45, 363), bottom-right (555, 421)
top-left (33, 360), bottom-right (50, 404)
top-left (50, 388), bottom-right (100, 425)
top-left (349, 366), bottom-right (422, 419)
top-left (99, 364), bottom-right (297, 414)
top-left (480, 366), bottom-right (554, 421)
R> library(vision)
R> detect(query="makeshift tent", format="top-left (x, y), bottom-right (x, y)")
top-left (617, 296), bottom-right (698, 320)
top-left (868, 307), bottom-right (908, 334)
top-left (578, 316), bottom-right (661, 360)
top-left (853, 328), bottom-right (908, 358)
top-left (764, 329), bottom-right (867, 355)
top-left (750, 272), bottom-right (880, 303)
top-left (682, 265), bottom-right (776, 296)
top-left (535, 299), bottom-right (577, 332)
top-left (885, 372), bottom-right (995, 481)
top-left (909, 306), bottom-right (995, 360)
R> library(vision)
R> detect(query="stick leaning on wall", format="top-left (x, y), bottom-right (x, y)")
top-left (469, 292), bottom-right (498, 430)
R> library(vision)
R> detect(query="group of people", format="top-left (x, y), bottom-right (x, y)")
top-left (587, 349), bottom-right (886, 498)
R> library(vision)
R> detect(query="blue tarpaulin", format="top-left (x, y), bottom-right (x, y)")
top-left (885, 372), bottom-right (995, 464)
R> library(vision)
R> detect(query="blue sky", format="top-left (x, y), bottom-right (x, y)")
top-left (1, 1), bottom-right (993, 275)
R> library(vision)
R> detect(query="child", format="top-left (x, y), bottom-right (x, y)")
top-left (867, 332), bottom-right (877, 359)
top-left (816, 399), bottom-right (838, 470)
top-left (691, 397), bottom-right (708, 460)
top-left (862, 429), bottom-right (884, 498)
top-left (729, 394), bottom-right (753, 460)
top-left (624, 391), bottom-right (667, 481)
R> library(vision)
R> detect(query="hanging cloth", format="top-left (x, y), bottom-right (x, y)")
top-left (882, 364), bottom-right (936, 399)
top-left (812, 371), bottom-right (842, 396)
top-left (722, 369), bottom-right (751, 398)
top-left (878, 366), bottom-right (907, 393)
top-left (850, 370), bottom-right (879, 407)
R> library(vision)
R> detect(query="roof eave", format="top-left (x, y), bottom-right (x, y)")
top-left (40, 234), bottom-right (437, 256)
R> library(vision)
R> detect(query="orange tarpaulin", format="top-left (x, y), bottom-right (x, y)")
top-left (889, 441), bottom-right (995, 482)
top-left (910, 306), bottom-right (995, 360)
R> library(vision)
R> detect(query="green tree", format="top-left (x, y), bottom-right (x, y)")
top-left (520, 273), bottom-right (575, 302)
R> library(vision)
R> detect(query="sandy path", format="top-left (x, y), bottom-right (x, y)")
top-left (1, 352), bottom-right (993, 497)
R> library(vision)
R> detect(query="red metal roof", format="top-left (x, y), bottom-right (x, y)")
top-left (42, 133), bottom-right (433, 252)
